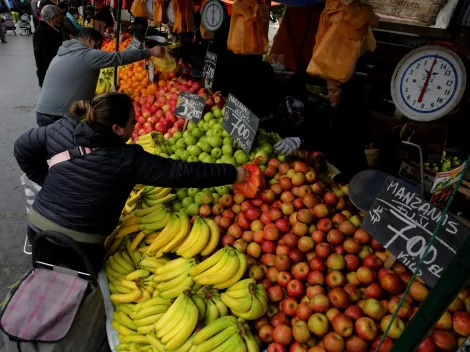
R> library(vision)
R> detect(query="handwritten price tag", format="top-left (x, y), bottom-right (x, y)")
top-left (175, 91), bottom-right (206, 123)
top-left (222, 94), bottom-right (259, 154)
top-left (203, 51), bottom-right (217, 92)
top-left (362, 176), bottom-right (470, 287)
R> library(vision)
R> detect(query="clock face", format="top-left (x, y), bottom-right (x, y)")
top-left (391, 46), bottom-right (466, 122)
top-left (201, 0), bottom-right (225, 32)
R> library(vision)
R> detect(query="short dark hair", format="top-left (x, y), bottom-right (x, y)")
top-left (78, 28), bottom-right (104, 43)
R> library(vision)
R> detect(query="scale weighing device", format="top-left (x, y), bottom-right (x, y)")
top-left (350, 45), bottom-right (467, 211)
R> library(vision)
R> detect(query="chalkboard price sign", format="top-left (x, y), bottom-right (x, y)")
top-left (222, 94), bottom-right (259, 154)
top-left (362, 176), bottom-right (470, 287)
top-left (175, 91), bottom-right (206, 123)
top-left (202, 50), bottom-right (217, 92)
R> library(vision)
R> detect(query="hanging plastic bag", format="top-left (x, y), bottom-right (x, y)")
top-left (227, 0), bottom-right (269, 55)
top-left (233, 157), bottom-right (266, 198)
top-left (172, 0), bottom-right (195, 34)
top-left (307, 0), bottom-right (377, 83)
top-left (151, 50), bottom-right (177, 73)
top-left (131, 0), bottom-right (149, 18)
top-left (153, 0), bottom-right (164, 25)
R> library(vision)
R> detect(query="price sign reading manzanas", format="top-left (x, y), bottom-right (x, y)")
top-left (362, 177), bottom-right (470, 287)
top-left (222, 94), bottom-right (259, 154)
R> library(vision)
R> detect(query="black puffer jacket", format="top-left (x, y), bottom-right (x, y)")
top-left (14, 117), bottom-right (237, 236)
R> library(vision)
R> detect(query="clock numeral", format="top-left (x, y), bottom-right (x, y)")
top-left (410, 70), bottom-right (414, 75)
top-left (404, 87), bottom-right (408, 93)
top-left (445, 89), bottom-right (451, 96)
top-left (437, 97), bottom-right (444, 104)
top-left (440, 63), bottom-right (447, 70)
top-left (445, 70), bottom-right (452, 76)
top-left (421, 104), bottom-right (425, 109)
top-left (405, 78), bottom-right (409, 83)
top-left (416, 63), bottom-right (421, 69)
top-left (406, 95), bottom-right (410, 100)
top-left (446, 80), bottom-right (453, 86)
top-left (430, 103), bottom-right (435, 108)
top-left (413, 100), bottom-right (416, 105)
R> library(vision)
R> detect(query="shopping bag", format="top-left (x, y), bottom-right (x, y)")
top-left (130, 0), bottom-right (149, 18)
top-left (227, 0), bottom-right (269, 55)
top-left (233, 158), bottom-right (266, 198)
top-left (306, 0), bottom-right (377, 83)
top-left (172, 0), bottom-right (195, 34)
top-left (20, 173), bottom-right (41, 214)
top-left (0, 231), bottom-right (107, 352)
top-left (153, 0), bottom-right (164, 25)
top-left (151, 50), bottom-right (177, 73)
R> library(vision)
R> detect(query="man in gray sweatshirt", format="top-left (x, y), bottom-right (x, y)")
top-left (36, 28), bottom-right (164, 127)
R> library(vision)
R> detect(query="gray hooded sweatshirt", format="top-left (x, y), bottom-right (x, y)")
top-left (36, 39), bottom-right (150, 117)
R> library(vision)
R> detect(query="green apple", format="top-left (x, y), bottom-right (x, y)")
top-left (176, 189), bottom-right (188, 200)
top-left (199, 142), bottom-right (212, 153)
top-left (212, 193), bottom-right (220, 204)
top-left (186, 121), bottom-right (195, 131)
top-left (222, 130), bottom-right (229, 138)
top-left (167, 137), bottom-right (177, 146)
top-left (223, 137), bottom-right (232, 146)
top-left (173, 131), bottom-right (183, 140)
top-left (198, 121), bottom-right (206, 130)
top-left (211, 128), bottom-right (224, 137)
top-left (171, 144), bottom-right (178, 153)
top-left (209, 120), bottom-right (218, 129)
top-left (159, 153), bottom-right (169, 158)
top-left (216, 185), bottom-right (231, 196)
top-left (179, 150), bottom-right (190, 161)
top-left (186, 203), bottom-right (200, 216)
top-left (175, 148), bottom-right (183, 157)
top-left (194, 192), bottom-right (203, 205)
top-left (192, 127), bottom-right (204, 139)
top-left (261, 144), bottom-right (273, 154)
top-left (184, 135), bottom-right (197, 146)
top-left (209, 136), bottom-right (223, 148)
top-left (203, 122), bottom-right (211, 132)
top-left (213, 108), bottom-right (222, 118)
top-left (225, 157), bottom-right (237, 166)
top-left (188, 145), bottom-right (202, 157)
top-left (255, 151), bottom-right (269, 165)
top-left (222, 144), bottom-right (233, 155)
top-left (277, 154), bottom-right (286, 162)
top-left (222, 107), bottom-right (226, 115)
top-left (187, 188), bottom-right (200, 198)
top-left (198, 152), bottom-right (209, 161)
top-left (203, 156), bottom-right (215, 163)
top-left (183, 131), bottom-right (191, 138)
top-left (172, 202), bottom-right (183, 212)
top-left (182, 196), bottom-right (194, 209)
top-left (206, 129), bottom-right (213, 137)
top-left (211, 148), bottom-right (222, 159)
top-left (199, 136), bottom-right (208, 143)
top-left (234, 151), bottom-right (249, 165)
top-left (200, 192), bottom-right (214, 205)
top-left (216, 159), bottom-right (223, 164)
top-left (221, 155), bottom-right (233, 163)
top-left (176, 139), bottom-right (186, 149)
top-left (187, 156), bottom-right (199, 163)
top-left (203, 112), bottom-right (214, 122)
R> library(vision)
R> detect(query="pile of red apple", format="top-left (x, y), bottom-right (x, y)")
top-left (132, 78), bottom-right (225, 142)
top-left (210, 159), bottom-right (470, 352)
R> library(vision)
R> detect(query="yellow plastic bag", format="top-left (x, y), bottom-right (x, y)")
top-left (153, 0), bottom-right (164, 25)
top-left (227, 0), bottom-right (269, 55)
top-left (307, 0), bottom-right (377, 83)
top-left (151, 51), bottom-right (176, 73)
top-left (131, 0), bottom-right (149, 18)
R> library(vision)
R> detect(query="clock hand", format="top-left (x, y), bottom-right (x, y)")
top-left (418, 55), bottom-right (437, 103)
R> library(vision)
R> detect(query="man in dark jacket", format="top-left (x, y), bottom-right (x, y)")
top-left (36, 28), bottom-right (164, 126)
top-left (33, 4), bottom-right (63, 88)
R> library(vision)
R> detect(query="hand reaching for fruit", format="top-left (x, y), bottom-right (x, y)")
top-left (274, 137), bottom-right (301, 155)
top-left (235, 167), bottom-right (249, 184)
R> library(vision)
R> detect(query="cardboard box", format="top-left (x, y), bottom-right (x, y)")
top-left (399, 160), bottom-right (466, 193)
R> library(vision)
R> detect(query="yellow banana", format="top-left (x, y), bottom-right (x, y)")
top-left (179, 219), bottom-right (210, 259)
top-left (134, 305), bottom-right (169, 320)
top-left (105, 263), bottom-right (124, 282)
top-left (159, 276), bottom-right (193, 299)
top-left (164, 301), bottom-right (198, 350)
top-left (146, 333), bottom-right (165, 350)
top-left (176, 217), bottom-right (205, 256)
top-left (111, 290), bottom-right (142, 304)
top-left (193, 251), bottom-right (230, 280)
top-left (189, 247), bottom-right (227, 277)
top-left (156, 273), bottom-right (188, 292)
top-left (139, 213), bottom-right (171, 233)
top-left (139, 297), bottom-right (171, 310)
top-left (116, 305), bottom-right (135, 317)
top-left (154, 259), bottom-right (195, 282)
top-left (125, 269), bottom-right (150, 281)
top-left (116, 252), bottom-right (135, 271)
top-left (144, 194), bottom-right (176, 207)
top-left (108, 282), bottom-right (118, 294)
top-left (156, 295), bottom-right (188, 338)
top-left (135, 289), bottom-right (151, 303)
top-left (147, 214), bottom-right (180, 253)
top-left (160, 213), bottom-right (191, 253)
top-left (136, 324), bottom-right (156, 335)
top-left (115, 311), bottom-right (137, 330)
top-left (193, 316), bottom-right (238, 345)
top-left (203, 299), bottom-right (220, 326)
top-left (172, 333), bottom-right (195, 352)
top-left (212, 296), bottom-right (229, 317)
top-left (115, 285), bottom-right (133, 294)
top-left (109, 256), bottom-right (130, 275)
top-left (192, 295), bottom-right (206, 324)
top-left (129, 231), bottom-right (149, 252)
top-left (116, 224), bottom-right (140, 240)
top-left (196, 252), bottom-right (242, 286)
top-left (120, 279), bottom-right (139, 290)
top-left (213, 251), bottom-right (247, 289)
top-left (243, 326), bottom-right (259, 352)
top-left (154, 293), bottom-right (186, 332)
top-left (231, 294), bottom-right (265, 320)
top-left (226, 279), bottom-right (255, 292)
top-left (200, 218), bottom-right (220, 256)
top-left (220, 293), bottom-right (252, 313)
top-left (121, 335), bottom-right (149, 344)
top-left (194, 326), bottom-right (238, 352)
top-left (212, 333), bottom-right (245, 352)
top-left (156, 258), bottom-right (194, 275)
top-left (134, 313), bottom-right (165, 327)
top-left (112, 320), bottom-right (138, 336)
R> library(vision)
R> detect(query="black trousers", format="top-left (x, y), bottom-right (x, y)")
top-left (36, 111), bottom-right (62, 127)
top-left (27, 226), bottom-right (104, 274)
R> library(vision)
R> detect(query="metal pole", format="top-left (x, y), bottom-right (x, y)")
top-left (114, 0), bottom-right (122, 87)
top-left (401, 140), bottom-right (425, 197)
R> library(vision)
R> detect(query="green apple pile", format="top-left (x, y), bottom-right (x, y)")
top-left (172, 185), bottom-right (232, 216)
top-left (424, 151), bottom-right (462, 172)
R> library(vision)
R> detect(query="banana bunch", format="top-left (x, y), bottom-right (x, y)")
top-left (152, 292), bottom-right (199, 351)
top-left (141, 186), bottom-right (176, 208)
top-left (95, 67), bottom-right (115, 95)
top-left (122, 187), bottom-right (144, 216)
top-left (192, 286), bottom-right (229, 326)
top-left (105, 251), bottom-right (136, 283)
top-left (192, 316), bottom-right (259, 352)
top-left (139, 255), bottom-right (169, 274)
top-left (152, 257), bottom-right (196, 299)
top-left (220, 279), bottom-right (268, 321)
top-left (146, 212), bottom-right (190, 257)
top-left (189, 247), bottom-right (247, 289)
top-left (175, 217), bottom-right (219, 259)
top-left (108, 203), bottom-right (172, 256)
top-left (110, 269), bottom-right (156, 304)
top-left (135, 132), bottom-right (167, 156)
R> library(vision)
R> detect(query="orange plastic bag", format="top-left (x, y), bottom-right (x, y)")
top-left (307, 0), bottom-right (377, 83)
top-left (131, 0), bottom-right (149, 18)
top-left (233, 158), bottom-right (266, 198)
top-left (172, 0), bottom-right (195, 34)
top-left (227, 0), bottom-right (269, 55)
top-left (153, 0), bottom-right (164, 25)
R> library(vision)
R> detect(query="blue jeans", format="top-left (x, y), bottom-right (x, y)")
top-left (36, 112), bottom-right (62, 127)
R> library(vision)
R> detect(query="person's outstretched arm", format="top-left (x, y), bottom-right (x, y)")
top-left (86, 46), bottom-right (164, 70)
top-left (133, 148), bottom-right (246, 189)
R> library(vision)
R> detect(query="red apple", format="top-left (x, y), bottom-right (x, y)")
top-left (306, 285), bottom-right (324, 299)
top-left (268, 285), bottom-right (284, 303)
top-left (323, 332), bottom-right (344, 352)
top-left (417, 336), bottom-right (436, 352)
top-left (364, 283), bottom-right (384, 300)
top-left (292, 262), bottom-right (310, 281)
top-left (328, 288), bottom-right (350, 309)
top-left (345, 335), bottom-right (368, 352)
top-left (296, 302), bottom-right (313, 321)
top-left (453, 311), bottom-right (470, 336)
top-left (267, 343), bottom-right (286, 352)
top-left (310, 294), bottom-right (330, 313)
top-left (278, 271), bottom-right (293, 288)
top-left (357, 266), bottom-right (375, 285)
top-left (325, 271), bottom-right (345, 288)
top-left (344, 305), bottom-right (363, 321)
top-left (298, 236), bottom-right (315, 253)
top-left (287, 279), bottom-right (305, 298)
top-left (307, 271), bottom-right (325, 286)
top-left (317, 218), bottom-right (332, 232)
top-left (431, 329), bottom-right (456, 350)
top-left (271, 312), bottom-right (290, 327)
top-left (331, 314), bottom-right (353, 337)
top-left (259, 324), bottom-right (274, 344)
top-left (380, 273), bottom-right (405, 295)
top-left (355, 317), bottom-right (377, 341)
top-left (309, 257), bottom-right (326, 272)
top-left (315, 243), bottom-right (332, 258)
top-left (280, 297), bottom-right (299, 317)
